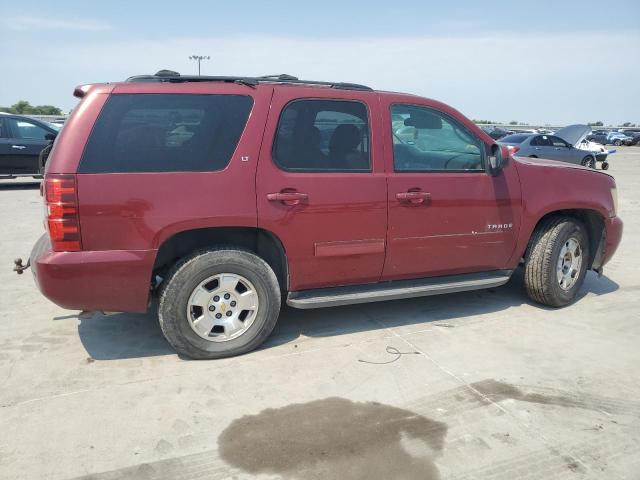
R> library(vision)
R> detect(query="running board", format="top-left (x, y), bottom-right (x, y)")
top-left (287, 270), bottom-right (513, 309)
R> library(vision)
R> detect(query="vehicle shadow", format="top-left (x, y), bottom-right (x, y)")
top-left (261, 269), bottom-right (619, 350)
top-left (72, 269), bottom-right (619, 361)
top-left (0, 181), bottom-right (40, 190)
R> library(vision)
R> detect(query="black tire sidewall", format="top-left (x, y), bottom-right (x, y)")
top-left (582, 156), bottom-right (595, 168)
top-left (547, 222), bottom-right (589, 305)
top-left (159, 250), bottom-right (280, 358)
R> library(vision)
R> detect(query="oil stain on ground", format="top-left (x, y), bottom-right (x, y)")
top-left (218, 397), bottom-right (448, 480)
top-left (470, 379), bottom-right (638, 413)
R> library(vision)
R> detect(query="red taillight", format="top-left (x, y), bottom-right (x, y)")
top-left (506, 145), bottom-right (520, 156)
top-left (44, 174), bottom-right (82, 252)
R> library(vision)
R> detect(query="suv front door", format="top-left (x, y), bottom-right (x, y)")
top-left (382, 100), bottom-right (522, 280)
top-left (257, 89), bottom-right (387, 291)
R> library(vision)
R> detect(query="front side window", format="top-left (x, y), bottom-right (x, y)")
top-left (79, 94), bottom-right (253, 173)
top-left (550, 136), bottom-right (569, 147)
top-left (0, 118), bottom-right (7, 138)
top-left (391, 104), bottom-right (483, 172)
top-left (15, 120), bottom-right (49, 140)
top-left (273, 99), bottom-right (370, 172)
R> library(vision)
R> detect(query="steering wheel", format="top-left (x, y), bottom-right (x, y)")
top-left (444, 153), bottom-right (466, 170)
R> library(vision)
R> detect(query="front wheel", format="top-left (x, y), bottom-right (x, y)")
top-left (601, 162), bottom-right (610, 170)
top-left (524, 217), bottom-right (589, 307)
top-left (581, 156), bottom-right (596, 169)
top-left (158, 249), bottom-right (281, 359)
top-left (613, 139), bottom-right (621, 146)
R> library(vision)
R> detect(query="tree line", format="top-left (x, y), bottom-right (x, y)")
top-left (0, 100), bottom-right (63, 116)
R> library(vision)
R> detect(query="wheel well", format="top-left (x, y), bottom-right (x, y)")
top-left (525, 209), bottom-right (605, 268)
top-left (153, 227), bottom-right (288, 292)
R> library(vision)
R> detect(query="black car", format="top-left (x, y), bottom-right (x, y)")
top-left (0, 113), bottom-right (58, 178)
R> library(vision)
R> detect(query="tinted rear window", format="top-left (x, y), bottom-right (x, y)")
top-left (500, 134), bottom-right (529, 144)
top-left (273, 99), bottom-right (370, 172)
top-left (79, 94), bottom-right (253, 173)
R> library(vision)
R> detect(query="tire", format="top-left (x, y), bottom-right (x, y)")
top-left (613, 139), bottom-right (621, 146)
top-left (524, 217), bottom-right (590, 308)
top-left (158, 248), bottom-right (281, 359)
top-left (601, 162), bottom-right (610, 170)
top-left (581, 156), bottom-right (595, 169)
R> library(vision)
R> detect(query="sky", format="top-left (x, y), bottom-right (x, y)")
top-left (0, 0), bottom-right (638, 125)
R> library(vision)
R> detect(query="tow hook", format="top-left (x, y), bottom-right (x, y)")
top-left (13, 258), bottom-right (30, 274)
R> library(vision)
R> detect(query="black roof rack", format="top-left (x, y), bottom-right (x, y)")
top-left (125, 71), bottom-right (373, 92)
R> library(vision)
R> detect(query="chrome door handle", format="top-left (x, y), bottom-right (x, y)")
top-left (11, 145), bottom-right (26, 150)
top-left (267, 191), bottom-right (309, 206)
top-left (396, 190), bottom-right (431, 205)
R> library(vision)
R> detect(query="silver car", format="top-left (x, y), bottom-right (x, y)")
top-left (499, 125), bottom-right (597, 168)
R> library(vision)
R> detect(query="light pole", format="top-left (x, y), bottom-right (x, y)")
top-left (189, 55), bottom-right (210, 76)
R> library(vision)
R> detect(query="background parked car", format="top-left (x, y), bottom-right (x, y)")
top-left (499, 129), bottom-right (598, 168)
top-left (479, 126), bottom-right (511, 140)
top-left (0, 113), bottom-right (57, 178)
top-left (588, 130), bottom-right (633, 146)
top-left (554, 124), bottom-right (611, 169)
top-left (620, 129), bottom-right (640, 146)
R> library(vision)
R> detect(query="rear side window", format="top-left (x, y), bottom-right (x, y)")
top-left (79, 94), bottom-right (253, 173)
top-left (273, 99), bottom-right (370, 172)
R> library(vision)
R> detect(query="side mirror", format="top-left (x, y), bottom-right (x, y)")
top-left (487, 144), bottom-right (505, 176)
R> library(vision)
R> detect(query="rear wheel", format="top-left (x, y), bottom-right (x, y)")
top-left (158, 249), bottom-right (281, 359)
top-left (524, 217), bottom-right (589, 307)
top-left (581, 156), bottom-right (595, 169)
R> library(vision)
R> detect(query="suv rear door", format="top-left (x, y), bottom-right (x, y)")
top-left (381, 98), bottom-right (522, 280)
top-left (257, 87), bottom-right (387, 291)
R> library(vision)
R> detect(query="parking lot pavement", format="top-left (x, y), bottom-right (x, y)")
top-left (1, 149), bottom-right (639, 480)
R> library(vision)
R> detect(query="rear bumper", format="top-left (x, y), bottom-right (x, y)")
top-left (30, 234), bottom-right (155, 313)
top-left (601, 216), bottom-right (623, 267)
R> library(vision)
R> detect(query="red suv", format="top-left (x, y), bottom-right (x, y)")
top-left (26, 72), bottom-right (623, 359)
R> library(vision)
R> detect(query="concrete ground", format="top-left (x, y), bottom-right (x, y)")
top-left (1, 148), bottom-right (639, 480)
